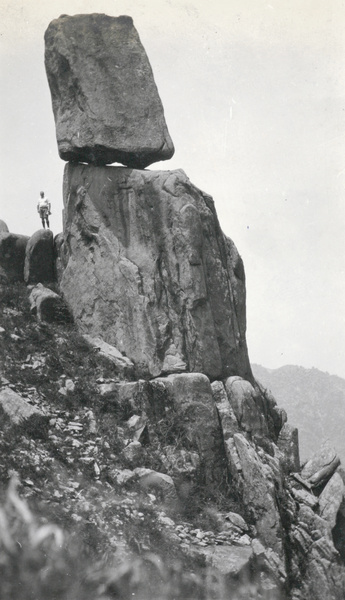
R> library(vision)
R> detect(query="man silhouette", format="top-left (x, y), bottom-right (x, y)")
top-left (37, 191), bottom-right (51, 229)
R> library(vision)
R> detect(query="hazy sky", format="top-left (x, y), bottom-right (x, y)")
top-left (1, 0), bottom-right (344, 377)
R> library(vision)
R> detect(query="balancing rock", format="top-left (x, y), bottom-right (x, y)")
top-left (44, 14), bottom-right (174, 168)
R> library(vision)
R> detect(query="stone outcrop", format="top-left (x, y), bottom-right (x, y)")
top-left (44, 14), bottom-right (174, 168)
top-left (24, 229), bottom-right (55, 284)
top-left (0, 232), bottom-right (29, 282)
top-left (59, 163), bottom-right (252, 381)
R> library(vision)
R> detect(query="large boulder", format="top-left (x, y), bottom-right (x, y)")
top-left (24, 230), bottom-right (55, 284)
top-left (301, 442), bottom-right (340, 488)
top-left (0, 233), bottom-right (29, 282)
top-left (44, 14), bottom-right (174, 168)
top-left (319, 472), bottom-right (345, 529)
top-left (233, 433), bottom-right (284, 555)
top-left (60, 164), bottom-right (252, 380)
top-left (29, 283), bottom-right (71, 323)
top-left (0, 388), bottom-right (49, 438)
top-left (133, 468), bottom-right (178, 506)
top-left (82, 334), bottom-right (134, 373)
top-left (225, 376), bottom-right (268, 437)
top-left (196, 544), bottom-right (253, 580)
top-left (155, 373), bottom-right (226, 488)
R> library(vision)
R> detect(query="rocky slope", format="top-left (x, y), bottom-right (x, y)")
top-left (1, 234), bottom-right (345, 599)
top-left (252, 364), bottom-right (345, 465)
top-left (0, 282), bottom-right (287, 599)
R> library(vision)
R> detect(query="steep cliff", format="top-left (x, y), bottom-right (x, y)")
top-left (59, 163), bottom-right (252, 382)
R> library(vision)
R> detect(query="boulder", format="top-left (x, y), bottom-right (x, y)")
top-left (224, 512), bottom-right (249, 532)
top-left (0, 232), bottom-right (29, 282)
top-left (290, 487), bottom-right (319, 509)
top-left (301, 442), bottom-right (340, 488)
top-left (61, 164), bottom-right (252, 380)
top-left (82, 334), bottom-right (134, 373)
top-left (233, 433), bottom-right (283, 554)
top-left (0, 388), bottom-right (48, 438)
top-left (319, 472), bottom-right (345, 529)
top-left (97, 381), bottom-right (118, 397)
top-left (126, 414), bottom-right (149, 444)
top-left (134, 468), bottom-right (178, 505)
top-left (29, 283), bottom-right (71, 323)
top-left (0, 220), bottom-right (9, 233)
top-left (108, 468), bottom-right (136, 486)
top-left (122, 441), bottom-right (143, 465)
top-left (196, 545), bottom-right (253, 580)
top-left (277, 423), bottom-right (300, 473)
top-left (44, 14), bottom-right (174, 168)
top-left (225, 376), bottom-right (267, 436)
top-left (155, 373), bottom-right (226, 488)
top-left (24, 229), bottom-right (54, 284)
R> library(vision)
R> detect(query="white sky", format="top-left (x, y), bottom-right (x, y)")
top-left (1, 0), bottom-right (345, 377)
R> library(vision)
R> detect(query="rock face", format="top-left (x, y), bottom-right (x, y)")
top-left (44, 14), bottom-right (174, 168)
top-left (24, 229), bottom-right (55, 284)
top-left (60, 163), bottom-right (252, 381)
top-left (0, 232), bottom-right (29, 282)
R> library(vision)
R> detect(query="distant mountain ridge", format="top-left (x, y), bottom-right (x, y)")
top-left (252, 363), bottom-right (345, 465)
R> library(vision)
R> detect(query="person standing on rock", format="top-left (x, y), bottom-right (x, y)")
top-left (37, 191), bottom-right (51, 229)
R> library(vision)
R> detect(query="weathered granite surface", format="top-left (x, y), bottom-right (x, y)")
top-left (59, 163), bottom-right (252, 381)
